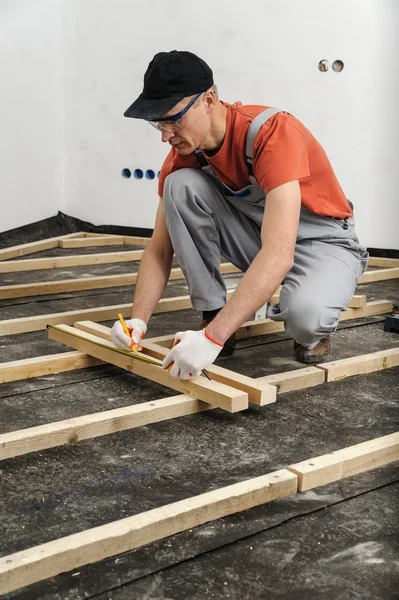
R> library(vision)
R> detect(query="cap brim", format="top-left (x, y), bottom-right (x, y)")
top-left (124, 93), bottom-right (184, 120)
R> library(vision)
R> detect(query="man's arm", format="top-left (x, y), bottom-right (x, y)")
top-left (131, 197), bottom-right (174, 323)
top-left (206, 180), bottom-right (301, 343)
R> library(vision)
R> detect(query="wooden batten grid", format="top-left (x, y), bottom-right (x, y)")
top-left (1, 233), bottom-right (398, 594)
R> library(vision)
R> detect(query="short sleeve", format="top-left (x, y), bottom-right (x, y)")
top-left (252, 115), bottom-right (310, 194)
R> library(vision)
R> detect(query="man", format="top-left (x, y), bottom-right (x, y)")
top-left (111, 50), bottom-right (368, 380)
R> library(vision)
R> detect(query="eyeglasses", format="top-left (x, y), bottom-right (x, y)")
top-left (147, 92), bottom-right (203, 133)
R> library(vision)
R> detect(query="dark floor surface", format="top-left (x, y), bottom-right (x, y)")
top-left (0, 233), bottom-right (398, 599)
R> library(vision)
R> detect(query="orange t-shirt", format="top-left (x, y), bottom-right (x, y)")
top-left (158, 102), bottom-right (352, 219)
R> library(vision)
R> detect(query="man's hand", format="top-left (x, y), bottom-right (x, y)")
top-left (162, 329), bottom-right (223, 379)
top-left (111, 318), bottom-right (147, 351)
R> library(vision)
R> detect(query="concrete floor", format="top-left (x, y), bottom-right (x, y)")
top-left (0, 236), bottom-right (398, 599)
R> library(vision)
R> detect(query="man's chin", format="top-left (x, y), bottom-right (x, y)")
top-left (174, 143), bottom-right (194, 155)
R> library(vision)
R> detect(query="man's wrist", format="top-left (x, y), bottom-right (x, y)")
top-left (203, 328), bottom-right (224, 347)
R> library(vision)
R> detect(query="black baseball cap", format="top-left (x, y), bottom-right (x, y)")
top-left (124, 50), bottom-right (213, 120)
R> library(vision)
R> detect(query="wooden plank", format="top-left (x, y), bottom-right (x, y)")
top-left (123, 235), bottom-right (152, 246)
top-left (0, 232), bottom-right (85, 261)
top-left (359, 267), bottom-right (399, 284)
top-left (0, 395), bottom-right (211, 461)
top-left (73, 322), bottom-right (277, 407)
top-left (3, 347), bottom-right (396, 457)
top-left (0, 290), bottom-right (235, 336)
top-left (318, 347), bottom-right (399, 382)
top-left (0, 368), bottom-right (317, 458)
top-left (0, 250), bottom-right (144, 273)
top-left (59, 236), bottom-right (127, 248)
top-left (0, 352), bottom-right (102, 384)
top-left (0, 470), bottom-right (297, 594)
top-left (0, 263), bottom-right (240, 300)
top-left (259, 366), bottom-right (326, 393)
top-left (339, 299), bottom-right (393, 321)
top-left (144, 300), bottom-right (393, 348)
top-left (48, 325), bottom-right (248, 413)
top-left (289, 432), bottom-right (399, 492)
top-left (367, 257), bottom-right (399, 268)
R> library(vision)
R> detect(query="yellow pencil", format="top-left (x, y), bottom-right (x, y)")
top-left (118, 313), bottom-right (136, 351)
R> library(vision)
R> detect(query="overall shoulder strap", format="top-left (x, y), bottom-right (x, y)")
top-left (246, 108), bottom-right (282, 179)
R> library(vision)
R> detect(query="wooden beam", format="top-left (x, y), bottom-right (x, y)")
top-left (0, 290), bottom-right (236, 336)
top-left (48, 325), bottom-right (248, 412)
top-left (367, 257), bottom-right (399, 268)
top-left (0, 250), bottom-right (144, 273)
top-left (73, 321), bottom-right (277, 407)
top-left (318, 347), bottom-right (399, 382)
top-left (339, 299), bottom-right (393, 321)
top-left (142, 300), bottom-right (393, 348)
top-left (0, 352), bottom-right (102, 384)
top-left (123, 235), bottom-right (152, 246)
top-left (59, 236), bottom-right (126, 248)
top-left (3, 346), bottom-right (398, 457)
top-left (0, 469), bottom-right (297, 594)
top-left (0, 263), bottom-right (240, 300)
top-left (259, 367), bottom-right (326, 393)
top-left (0, 367), bottom-right (315, 459)
top-left (0, 232), bottom-right (86, 261)
top-left (0, 395), bottom-right (211, 461)
top-left (289, 432), bottom-right (399, 491)
top-left (359, 267), bottom-right (399, 284)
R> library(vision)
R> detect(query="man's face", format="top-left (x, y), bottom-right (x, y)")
top-left (155, 91), bottom-right (215, 155)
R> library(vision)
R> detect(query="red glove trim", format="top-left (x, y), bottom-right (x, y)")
top-left (204, 329), bottom-right (224, 347)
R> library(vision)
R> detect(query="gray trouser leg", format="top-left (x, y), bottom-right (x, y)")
top-left (164, 168), bottom-right (367, 347)
top-left (163, 168), bottom-right (262, 311)
top-left (268, 239), bottom-right (367, 348)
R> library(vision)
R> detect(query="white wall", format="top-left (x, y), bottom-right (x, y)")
top-left (0, 0), bottom-right (63, 233)
top-left (62, 0), bottom-right (399, 248)
top-left (1, 0), bottom-right (398, 248)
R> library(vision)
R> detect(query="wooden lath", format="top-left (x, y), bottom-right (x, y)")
top-left (47, 324), bottom-right (250, 413)
top-left (0, 291), bottom-right (367, 336)
top-left (0, 232), bottom-right (86, 261)
top-left (0, 262), bottom-right (240, 300)
top-left (1, 433), bottom-right (397, 595)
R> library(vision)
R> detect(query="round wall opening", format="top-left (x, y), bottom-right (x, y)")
top-left (332, 60), bottom-right (344, 72)
top-left (318, 59), bottom-right (329, 72)
top-left (133, 169), bottom-right (144, 179)
top-left (145, 169), bottom-right (155, 180)
top-left (121, 168), bottom-right (131, 179)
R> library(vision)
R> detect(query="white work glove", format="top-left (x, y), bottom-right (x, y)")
top-left (162, 329), bottom-right (224, 380)
top-left (110, 318), bottom-right (147, 351)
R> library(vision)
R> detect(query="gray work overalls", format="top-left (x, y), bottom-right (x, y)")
top-left (163, 108), bottom-right (368, 347)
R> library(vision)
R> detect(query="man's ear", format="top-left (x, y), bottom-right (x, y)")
top-left (204, 89), bottom-right (217, 112)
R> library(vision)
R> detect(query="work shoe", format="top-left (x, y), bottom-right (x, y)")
top-left (197, 319), bottom-right (236, 357)
top-left (294, 336), bottom-right (331, 364)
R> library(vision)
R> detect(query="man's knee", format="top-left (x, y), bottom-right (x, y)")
top-left (282, 292), bottom-right (339, 345)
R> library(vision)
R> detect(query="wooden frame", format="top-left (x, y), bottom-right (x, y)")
top-left (72, 321), bottom-right (277, 407)
top-left (367, 257), bottom-right (399, 268)
top-left (0, 263), bottom-right (240, 300)
top-left (0, 249), bottom-right (144, 273)
top-left (0, 351), bottom-right (102, 384)
top-left (359, 267), bottom-right (399, 284)
top-left (289, 432), bottom-right (399, 491)
top-left (1, 432), bottom-right (397, 595)
top-left (144, 300), bottom-right (394, 348)
top-left (2, 346), bottom-right (397, 460)
top-left (48, 324), bottom-right (249, 413)
top-left (0, 232), bottom-right (85, 261)
top-left (0, 291), bottom-right (367, 336)
top-left (318, 347), bottom-right (399, 381)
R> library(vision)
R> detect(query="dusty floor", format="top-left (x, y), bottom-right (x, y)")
top-left (0, 228), bottom-right (398, 599)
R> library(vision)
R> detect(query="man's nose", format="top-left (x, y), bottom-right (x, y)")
top-left (161, 129), bottom-right (174, 143)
